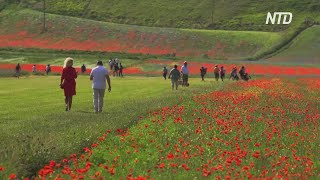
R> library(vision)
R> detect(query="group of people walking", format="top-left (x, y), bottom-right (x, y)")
top-left (205, 64), bottom-right (250, 81)
top-left (14, 59), bottom-right (251, 112)
top-left (31, 64), bottom-right (52, 75)
top-left (212, 65), bottom-right (251, 81)
top-left (229, 66), bottom-right (250, 81)
top-left (163, 61), bottom-right (190, 91)
top-left (109, 58), bottom-right (123, 77)
top-left (60, 58), bottom-right (111, 113)
top-left (15, 63), bottom-right (51, 78)
top-left (162, 62), bottom-right (251, 90)
top-left (15, 64), bottom-right (52, 77)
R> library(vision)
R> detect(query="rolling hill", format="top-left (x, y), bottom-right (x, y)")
top-left (267, 25), bottom-right (320, 64)
top-left (0, 8), bottom-right (282, 60)
top-left (3, 0), bottom-right (319, 31)
top-left (0, 0), bottom-right (319, 61)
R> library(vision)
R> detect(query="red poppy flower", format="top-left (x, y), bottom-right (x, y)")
top-left (9, 173), bottom-right (17, 180)
top-left (167, 152), bottom-right (174, 160)
top-left (158, 163), bottom-right (165, 169)
top-left (108, 167), bottom-right (115, 175)
top-left (252, 151), bottom-right (260, 158)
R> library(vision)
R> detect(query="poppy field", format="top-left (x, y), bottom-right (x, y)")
top-left (0, 8), bottom-right (281, 60)
top-left (1, 1), bottom-right (320, 179)
top-left (2, 60), bottom-right (320, 77)
top-left (0, 76), bottom-right (210, 179)
top-left (1, 77), bottom-right (319, 179)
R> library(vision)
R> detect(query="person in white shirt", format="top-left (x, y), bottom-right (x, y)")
top-left (181, 61), bottom-right (189, 86)
top-left (90, 61), bottom-right (111, 113)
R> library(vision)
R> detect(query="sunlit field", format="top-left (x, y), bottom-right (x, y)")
top-left (0, 75), bottom-right (225, 178)
top-left (0, 1), bottom-right (320, 179)
top-left (42, 78), bottom-right (320, 179)
top-left (0, 75), bottom-right (319, 179)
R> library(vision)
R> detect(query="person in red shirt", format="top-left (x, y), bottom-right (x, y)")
top-left (60, 57), bottom-right (78, 111)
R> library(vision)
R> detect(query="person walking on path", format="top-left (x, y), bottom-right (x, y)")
top-left (220, 66), bottom-right (226, 81)
top-left (90, 60), bottom-right (111, 113)
top-left (60, 58), bottom-right (78, 111)
top-left (119, 63), bottom-right (124, 77)
top-left (214, 65), bottom-right (220, 81)
top-left (163, 67), bottom-right (168, 80)
top-left (15, 63), bottom-right (21, 78)
top-left (181, 61), bottom-right (189, 86)
top-left (169, 65), bottom-right (181, 90)
top-left (81, 64), bottom-right (87, 74)
top-left (200, 66), bottom-right (207, 81)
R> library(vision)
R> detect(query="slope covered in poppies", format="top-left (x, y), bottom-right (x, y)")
top-left (0, 8), bottom-right (282, 59)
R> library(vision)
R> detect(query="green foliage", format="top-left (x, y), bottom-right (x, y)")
top-left (49, 0), bottom-right (87, 16)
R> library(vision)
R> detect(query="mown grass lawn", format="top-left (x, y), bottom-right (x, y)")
top-left (0, 75), bottom-right (227, 178)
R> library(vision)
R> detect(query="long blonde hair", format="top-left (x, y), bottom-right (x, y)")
top-left (64, 57), bottom-right (74, 68)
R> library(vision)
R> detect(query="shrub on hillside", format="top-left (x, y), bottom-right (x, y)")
top-left (50, 0), bottom-right (87, 16)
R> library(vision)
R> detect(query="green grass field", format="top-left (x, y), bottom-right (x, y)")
top-left (0, 75), bottom-right (226, 178)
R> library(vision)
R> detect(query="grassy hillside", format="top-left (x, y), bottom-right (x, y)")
top-left (0, 8), bottom-right (282, 60)
top-left (5, 0), bottom-right (318, 31)
top-left (267, 25), bottom-right (320, 63)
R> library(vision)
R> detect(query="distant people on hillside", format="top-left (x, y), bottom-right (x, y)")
top-left (60, 58), bottom-right (78, 111)
top-left (119, 63), bottom-right (124, 77)
top-left (81, 64), bottom-right (87, 74)
top-left (163, 66), bottom-right (168, 80)
top-left (169, 65), bottom-right (181, 90)
top-left (220, 66), bottom-right (226, 81)
top-left (214, 65), bottom-right (220, 81)
top-left (15, 63), bottom-right (21, 78)
top-left (46, 64), bottom-right (51, 75)
top-left (32, 64), bottom-right (36, 73)
top-left (200, 66), bottom-right (207, 81)
top-left (181, 61), bottom-right (189, 87)
top-left (90, 60), bottom-right (111, 113)
top-left (230, 67), bottom-right (239, 81)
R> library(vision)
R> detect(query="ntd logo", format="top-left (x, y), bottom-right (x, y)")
top-left (266, 12), bottom-right (293, 25)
